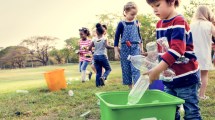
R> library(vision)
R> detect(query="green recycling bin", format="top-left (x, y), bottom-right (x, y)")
top-left (96, 90), bottom-right (185, 120)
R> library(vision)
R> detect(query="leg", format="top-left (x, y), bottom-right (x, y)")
top-left (164, 86), bottom-right (180, 120)
top-left (94, 57), bottom-right (103, 87)
top-left (81, 61), bottom-right (89, 82)
top-left (91, 60), bottom-right (97, 73)
top-left (121, 58), bottom-right (132, 88)
top-left (79, 61), bottom-right (83, 73)
top-left (102, 67), bottom-right (105, 76)
top-left (79, 62), bottom-right (84, 82)
top-left (101, 56), bottom-right (112, 80)
top-left (175, 83), bottom-right (202, 120)
top-left (199, 70), bottom-right (209, 98)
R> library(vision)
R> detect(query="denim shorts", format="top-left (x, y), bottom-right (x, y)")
top-left (79, 61), bottom-right (90, 72)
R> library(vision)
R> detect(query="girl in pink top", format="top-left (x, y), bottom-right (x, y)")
top-left (77, 27), bottom-right (92, 82)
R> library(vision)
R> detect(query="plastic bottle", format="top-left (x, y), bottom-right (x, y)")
top-left (128, 54), bottom-right (176, 81)
top-left (127, 55), bottom-right (157, 71)
top-left (146, 42), bottom-right (158, 62)
top-left (68, 90), bottom-right (74, 96)
top-left (127, 75), bottom-right (150, 105)
top-left (16, 90), bottom-right (29, 94)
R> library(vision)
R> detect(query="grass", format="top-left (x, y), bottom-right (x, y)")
top-left (0, 62), bottom-right (215, 120)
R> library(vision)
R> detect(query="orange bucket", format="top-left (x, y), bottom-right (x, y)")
top-left (44, 69), bottom-right (67, 91)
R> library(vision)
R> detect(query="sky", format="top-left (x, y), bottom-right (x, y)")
top-left (0, 0), bottom-right (189, 49)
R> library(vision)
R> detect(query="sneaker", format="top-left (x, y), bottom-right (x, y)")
top-left (100, 77), bottom-right (105, 86)
top-left (88, 72), bottom-right (92, 80)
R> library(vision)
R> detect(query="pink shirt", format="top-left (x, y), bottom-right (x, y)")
top-left (79, 39), bottom-right (92, 62)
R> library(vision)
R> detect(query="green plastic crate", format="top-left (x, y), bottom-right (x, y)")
top-left (96, 90), bottom-right (185, 120)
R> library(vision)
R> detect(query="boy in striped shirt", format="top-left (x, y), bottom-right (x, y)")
top-left (145, 0), bottom-right (202, 119)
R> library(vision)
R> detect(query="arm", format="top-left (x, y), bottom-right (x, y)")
top-left (145, 19), bottom-right (186, 82)
top-left (105, 40), bottom-right (114, 49)
top-left (114, 22), bottom-right (123, 47)
top-left (114, 22), bottom-right (123, 60)
top-left (88, 42), bottom-right (94, 51)
top-left (161, 20), bottom-right (186, 66)
top-left (137, 20), bottom-right (144, 53)
top-left (144, 60), bottom-right (169, 83)
top-left (211, 24), bottom-right (215, 37)
top-left (139, 42), bottom-right (144, 53)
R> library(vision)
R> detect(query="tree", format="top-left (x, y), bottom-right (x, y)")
top-left (0, 46), bottom-right (29, 68)
top-left (183, 0), bottom-right (215, 23)
top-left (96, 13), bottom-right (123, 41)
top-left (49, 49), bottom-right (65, 64)
top-left (64, 37), bottom-right (79, 63)
top-left (20, 36), bottom-right (58, 66)
top-left (137, 14), bottom-right (157, 49)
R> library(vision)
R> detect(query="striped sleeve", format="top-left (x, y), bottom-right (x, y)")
top-left (162, 19), bottom-right (186, 66)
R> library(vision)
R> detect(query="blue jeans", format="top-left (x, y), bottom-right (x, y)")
top-left (94, 55), bottom-right (112, 87)
top-left (79, 61), bottom-right (89, 72)
top-left (165, 82), bottom-right (202, 120)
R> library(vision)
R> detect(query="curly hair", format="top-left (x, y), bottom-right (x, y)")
top-left (79, 27), bottom-right (90, 36)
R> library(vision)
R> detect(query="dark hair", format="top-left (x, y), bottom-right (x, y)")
top-left (96, 23), bottom-right (105, 35)
top-left (102, 24), bottom-right (107, 30)
top-left (146, 0), bottom-right (180, 7)
top-left (79, 27), bottom-right (90, 36)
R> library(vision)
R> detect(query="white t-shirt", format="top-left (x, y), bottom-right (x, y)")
top-left (191, 20), bottom-right (215, 70)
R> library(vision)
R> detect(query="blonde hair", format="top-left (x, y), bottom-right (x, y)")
top-left (193, 5), bottom-right (214, 22)
top-left (123, 2), bottom-right (138, 16)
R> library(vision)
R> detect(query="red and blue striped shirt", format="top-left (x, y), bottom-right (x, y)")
top-left (156, 15), bottom-right (200, 88)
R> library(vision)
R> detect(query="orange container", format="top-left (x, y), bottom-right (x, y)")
top-left (44, 69), bottom-right (67, 91)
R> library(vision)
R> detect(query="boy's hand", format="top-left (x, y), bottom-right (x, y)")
top-left (143, 68), bottom-right (160, 84)
top-left (143, 61), bottom-right (169, 83)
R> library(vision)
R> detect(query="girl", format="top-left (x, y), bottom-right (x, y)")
top-left (77, 27), bottom-right (92, 83)
top-left (114, 2), bottom-right (143, 89)
top-left (91, 25), bottom-right (107, 74)
top-left (89, 23), bottom-right (113, 87)
top-left (191, 6), bottom-right (215, 100)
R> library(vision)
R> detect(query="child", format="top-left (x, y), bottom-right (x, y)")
top-left (190, 6), bottom-right (215, 100)
top-left (77, 27), bottom-right (92, 83)
top-left (114, 2), bottom-right (143, 89)
top-left (91, 25), bottom-right (107, 74)
top-left (145, 0), bottom-right (202, 119)
top-left (89, 23), bottom-right (113, 87)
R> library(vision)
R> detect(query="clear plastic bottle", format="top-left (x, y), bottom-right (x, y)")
top-left (127, 55), bottom-right (157, 71)
top-left (68, 90), bottom-right (74, 96)
top-left (16, 90), bottom-right (29, 94)
top-left (127, 75), bottom-right (150, 105)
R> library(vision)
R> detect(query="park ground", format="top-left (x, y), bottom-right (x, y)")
top-left (0, 62), bottom-right (215, 120)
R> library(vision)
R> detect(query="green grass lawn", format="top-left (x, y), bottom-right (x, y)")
top-left (0, 62), bottom-right (215, 120)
